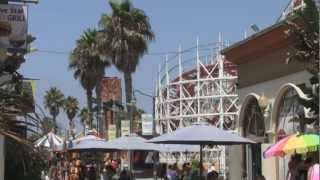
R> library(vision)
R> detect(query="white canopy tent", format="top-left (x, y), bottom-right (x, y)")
top-left (34, 132), bottom-right (63, 150)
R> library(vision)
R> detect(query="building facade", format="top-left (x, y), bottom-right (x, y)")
top-left (222, 8), bottom-right (315, 180)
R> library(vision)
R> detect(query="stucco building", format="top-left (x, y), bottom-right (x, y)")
top-left (221, 1), bottom-right (317, 179)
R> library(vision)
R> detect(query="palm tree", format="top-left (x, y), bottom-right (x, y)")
top-left (78, 107), bottom-right (90, 134)
top-left (69, 28), bottom-right (110, 129)
top-left (43, 87), bottom-right (64, 125)
top-left (63, 96), bottom-right (79, 134)
top-left (98, 0), bottom-right (154, 131)
top-left (40, 116), bottom-right (55, 134)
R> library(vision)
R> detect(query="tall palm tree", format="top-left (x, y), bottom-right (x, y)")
top-left (69, 28), bottom-right (110, 129)
top-left (78, 107), bottom-right (90, 134)
top-left (98, 0), bottom-right (154, 131)
top-left (40, 116), bottom-right (55, 134)
top-left (43, 87), bottom-right (64, 125)
top-left (63, 96), bottom-right (79, 134)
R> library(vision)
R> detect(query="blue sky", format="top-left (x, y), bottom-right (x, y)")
top-left (20, 0), bottom-right (289, 130)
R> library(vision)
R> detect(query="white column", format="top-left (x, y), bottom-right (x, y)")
top-left (178, 45), bottom-right (183, 127)
top-left (196, 38), bottom-right (201, 123)
top-left (158, 64), bottom-right (162, 124)
top-left (218, 33), bottom-right (224, 129)
top-left (165, 55), bottom-right (170, 132)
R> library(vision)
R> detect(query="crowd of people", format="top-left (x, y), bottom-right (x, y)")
top-left (42, 152), bottom-right (125, 180)
top-left (42, 151), bottom-right (319, 180)
top-left (286, 154), bottom-right (319, 180)
top-left (44, 152), bottom-right (96, 180)
top-left (43, 152), bottom-right (226, 180)
top-left (165, 161), bottom-right (223, 180)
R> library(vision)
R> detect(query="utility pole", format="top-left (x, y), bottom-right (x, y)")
top-left (128, 92), bottom-right (136, 180)
top-left (152, 96), bottom-right (157, 180)
top-left (134, 89), bottom-right (157, 180)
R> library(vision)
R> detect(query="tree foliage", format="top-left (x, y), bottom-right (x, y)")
top-left (78, 107), bottom-right (90, 133)
top-left (98, 0), bottom-right (154, 127)
top-left (99, 0), bottom-right (154, 74)
top-left (0, 32), bottom-right (45, 179)
top-left (69, 28), bottom-right (110, 128)
top-left (63, 96), bottom-right (79, 123)
top-left (286, 0), bottom-right (319, 74)
top-left (0, 72), bottom-right (44, 180)
top-left (5, 139), bottom-right (47, 180)
top-left (43, 87), bottom-right (65, 124)
top-left (63, 96), bottom-right (79, 137)
top-left (286, 0), bottom-right (319, 130)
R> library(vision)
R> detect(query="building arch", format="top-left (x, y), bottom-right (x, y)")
top-left (271, 83), bottom-right (310, 141)
top-left (239, 93), bottom-right (260, 135)
top-left (239, 93), bottom-right (266, 142)
top-left (238, 93), bottom-right (265, 180)
top-left (271, 83), bottom-right (310, 180)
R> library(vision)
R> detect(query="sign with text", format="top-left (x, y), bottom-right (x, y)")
top-left (0, 4), bottom-right (28, 52)
top-left (108, 125), bottom-right (116, 140)
top-left (121, 120), bottom-right (130, 136)
top-left (142, 114), bottom-right (153, 135)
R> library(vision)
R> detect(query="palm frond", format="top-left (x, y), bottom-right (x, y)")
top-left (99, 0), bottom-right (154, 74)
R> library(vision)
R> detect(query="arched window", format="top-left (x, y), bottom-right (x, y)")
top-left (239, 94), bottom-right (265, 180)
top-left (243, 98), bottom-right (265, 137)
top-left (277, 87), bottom-right (304, 135)
top-left (272, 83), bottom-right (308, 180)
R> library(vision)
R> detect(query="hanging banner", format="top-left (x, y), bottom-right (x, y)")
top-left (108, 125), bottom-right (116, 140)
top-left (142, 114), bottom-right (153, 135)
top-left (121, 120), bottom-right (130, 136)
top-left (0, 4), bottom-right (28, 52)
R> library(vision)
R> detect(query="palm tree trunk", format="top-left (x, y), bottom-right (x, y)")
top-left (82, 123), bottom-right (86, 135)
top-left (53, 114), bottom-right (57, 132)
top-left (52, 115), bottom-right (56, 123)
top-left (124, 72), bottom-right (133, 133)
top-left (69, 118), bottom-right (75, 139)
top-left (95, 81), bottom-right (103, 135)
top-left (86, 90), bottom-right (93, 129)
top-left (69, 119), bottom-right (72, 135)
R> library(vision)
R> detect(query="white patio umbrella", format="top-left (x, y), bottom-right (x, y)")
top-left (148, 124), bottom-right (255, 178)
top-left (68, 135), bottom-right (112, 151)
top-left (104, 134), bottom-right (198, 152)
top-left (158, 144), bottom-right (199, 153)
top-left (106, 134), bottom-right (158, 151)
top-left (73, 134), bottom-right (103, 143)
top-left (34, 132), bottom-right (63, 150)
